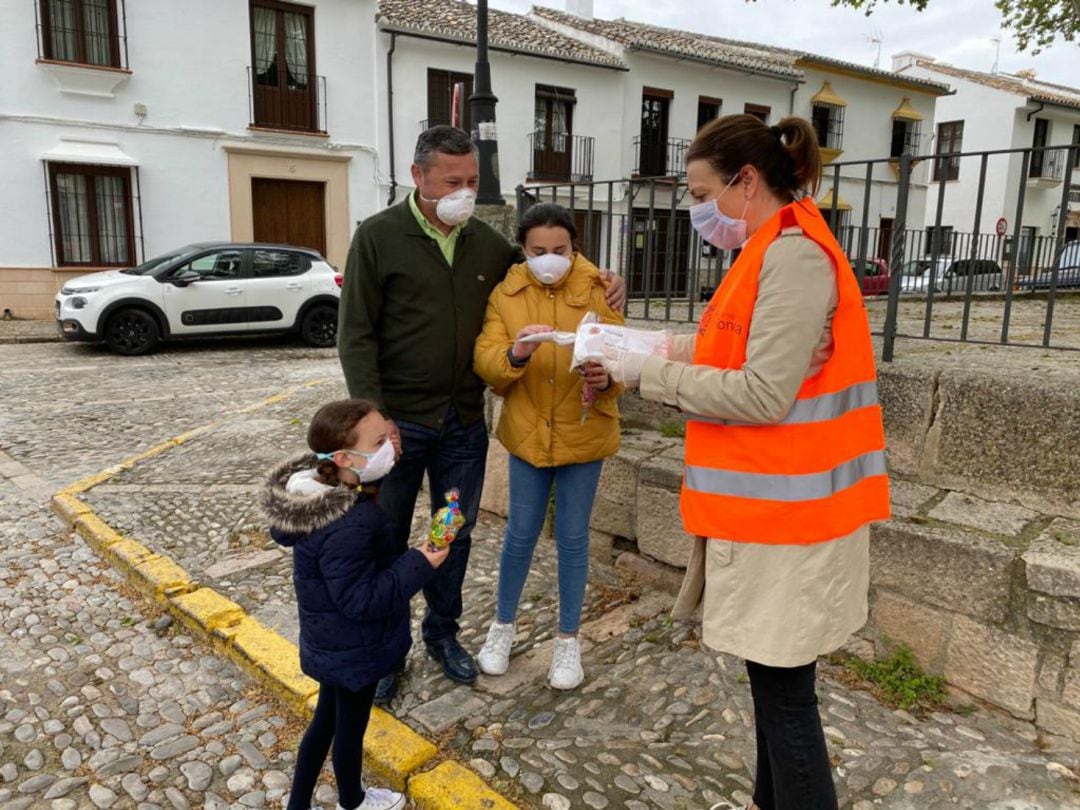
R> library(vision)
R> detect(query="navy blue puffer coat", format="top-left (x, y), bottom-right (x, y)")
top-left (261, 454), bottom-right (433, 691)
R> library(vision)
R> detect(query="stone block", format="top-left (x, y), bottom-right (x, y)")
top-left (1061, 640), bottom-right (1080, 710)
top-left (869, 590), bottom-right (951, 673)
top-left (618, 389), bottom-right (684, 432)
top-left (408, 761), bottom-right (517, 810)
top-left (1038, 652), bottom-right (1066, 697)
top-left (614, 551), bottom-right (685, 595)
top-left (887, 479), bottom-right (940, 519)
top-left (590, 433), bottom-right (665, 539)
top-left (927, 491), bottom-right (1038, 536)
top-left (639, 449), bottom-right (685, 492)
top-left (588, 529), bottom-right (615, 565)
top-left (929, 368), bottom-right (1080, 502)
top-left (870, 521), bottom-right (1016, 623)
top-left (944, 614), bottom-right (1038, 718)
top-left (1023, 520), bottom-right (1080, 598)
top-left (479, 439), bottom-right (509, 519)
top-left (363, 709), bottom-right (437, 792)
top-left (877, 364), bottom-right (937, 477)
top-left (1027, 593), bottom-right (1080, 632)
top-left (1036, 701), bottom-right (1080, 742)
top-left (635, 483), bottom-right (693, 569)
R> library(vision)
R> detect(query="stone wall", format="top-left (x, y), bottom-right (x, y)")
top-left (479, 361), bottom-right (1080, 740)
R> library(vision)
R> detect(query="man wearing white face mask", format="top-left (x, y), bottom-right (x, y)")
top-left (338, 127), bottom-right (627, 702)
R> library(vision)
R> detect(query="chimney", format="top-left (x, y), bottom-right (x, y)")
top-left (1013, 68), bottom-right (1037, 81)
top-left (891, 50), bottom-right (932, 73)
top-left (566, 0), bottom-right (594, 19)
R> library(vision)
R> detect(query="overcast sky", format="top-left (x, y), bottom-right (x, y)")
top-left (490, 0), bottom-right (1078, 87)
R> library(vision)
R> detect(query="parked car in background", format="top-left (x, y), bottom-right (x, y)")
top-left (900, 258), bottom-right (947, 293)
top-left (849, 257), bottom-right (891, 296)
top-left (55, 243), bottom-right (342, 355)
top-left (940, 258), bottom-right (1003, 293)
top-left (1028, 241), bottom-right (1080, 290)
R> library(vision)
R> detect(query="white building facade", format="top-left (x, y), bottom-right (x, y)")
top-left (1, 0), bottom-right (384, 319)
top-left (896, 53), bottom-right (1080, 269)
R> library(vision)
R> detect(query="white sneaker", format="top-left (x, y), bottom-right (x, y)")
top-left (349, 787), bottom-right (406, 810)
top-left (548, 636), bottom-right (584, 690)
top-left (478, 621), bottom-right (515, 675)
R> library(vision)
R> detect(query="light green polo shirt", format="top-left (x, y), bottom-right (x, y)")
top-left (409, 191), bottom-right (463, 265)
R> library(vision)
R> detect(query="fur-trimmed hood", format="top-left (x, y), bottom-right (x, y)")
top-left (260, 453), bottom-right (358, 542)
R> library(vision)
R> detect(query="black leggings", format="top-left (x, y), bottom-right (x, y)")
top-left (747, 659), bottom-right (838, 810)
top-left (287, 682), bottom-right (377, 810)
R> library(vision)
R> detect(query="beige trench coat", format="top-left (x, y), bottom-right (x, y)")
top-left (639, 230), bottom-right (871, 668)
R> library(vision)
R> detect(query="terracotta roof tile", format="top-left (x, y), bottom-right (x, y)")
top-left (913, 59), bottom-right (1080, 111)
top-left (377, 0), bottom-right (625, 69)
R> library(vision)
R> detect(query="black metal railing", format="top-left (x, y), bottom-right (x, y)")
top-left (35, 0), bottom-right (129, 69)
top-left (527, 132), bottom-right (595, 183)
top-left (247, 67), bottom-right (327, 134)
top-left (633, 136), bottom-right (690, 178)
top-left (1029, 147), bottom-right (1069, 183)
top-left (516, 142), bottom-right (1080, 360)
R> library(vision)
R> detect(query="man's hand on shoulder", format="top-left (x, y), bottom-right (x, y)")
top-left (599, 268), bottom-right (627, 312)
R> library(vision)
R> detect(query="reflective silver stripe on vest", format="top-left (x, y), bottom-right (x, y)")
top-left (684, 449), bottom-right (887, 502)
top-left (686, 380), bottom-right (879, 427)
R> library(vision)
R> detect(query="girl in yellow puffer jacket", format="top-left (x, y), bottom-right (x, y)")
top-left (473, 202), bottom-right (623, 690)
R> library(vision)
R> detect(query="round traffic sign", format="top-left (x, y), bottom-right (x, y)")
top-left (996, 217), bottom-right (1008, 236)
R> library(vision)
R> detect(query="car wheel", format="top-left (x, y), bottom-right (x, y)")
top-left (300, 303), bottom-right (337, 348)
top-left (104, 308), bottom-right (160, 356)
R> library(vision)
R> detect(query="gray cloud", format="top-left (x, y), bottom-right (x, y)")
top-left (490, 0), bottom-right (1077, 86)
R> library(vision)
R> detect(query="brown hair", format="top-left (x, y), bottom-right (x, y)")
top-left (307, 399), bottom-right (378, 485)
top-left (687, 114), bottom-right (822, 197)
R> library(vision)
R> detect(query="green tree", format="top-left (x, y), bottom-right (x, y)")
top-left (767, 0), bottom-right (1079, 54)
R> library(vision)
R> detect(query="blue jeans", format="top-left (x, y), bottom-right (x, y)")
top-left (379, 408), bottom-right (488, 644)
top-left (496, 455), bottom-right (603, 635)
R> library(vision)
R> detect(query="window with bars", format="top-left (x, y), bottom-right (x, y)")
top-left (811, 103), bottom-right (844, 150)
top-left (890, 117), bottom-right (921, 158)
top-left (39, 0), bottom-right (123, 68)
top-left (48, 163), bottom-right (135, 267)
top-left (744, 103), bottom-right (770, 124)
top-left (933, 120), bottom-right (964, 182)
top-left (250, 1), bottom-right (319, 132)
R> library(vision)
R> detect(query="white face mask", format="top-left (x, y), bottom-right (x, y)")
top-left (318, 440), bottom-right (397, 484)
top-left (526, 253), bottom-right (572, 285)
top-left (420, 188), bottom-right (476, 226)
top-left (689, 175), bottom-right (749, 250)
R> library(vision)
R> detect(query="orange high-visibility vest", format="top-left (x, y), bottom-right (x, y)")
top-left (681, 198), bottom-right (890, 545)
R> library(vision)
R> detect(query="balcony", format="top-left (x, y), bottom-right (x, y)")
top-left (248, 67), bottom-right (326, 135)
top-left (633, 136), bottom-right (690, 179)
top-left (527, 132), bottom-right (595, 184)
top-left (1028, 147), bottom-right (1068, 188)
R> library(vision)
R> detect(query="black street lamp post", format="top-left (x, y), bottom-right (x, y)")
top-left (469, 0), bottom-right (504, 205)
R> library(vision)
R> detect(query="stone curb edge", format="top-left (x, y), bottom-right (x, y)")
top-left (49, 380), bottom-right (520, 810)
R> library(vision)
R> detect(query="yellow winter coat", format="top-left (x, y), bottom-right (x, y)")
top-left (474, 255), bottom-right (623, 468)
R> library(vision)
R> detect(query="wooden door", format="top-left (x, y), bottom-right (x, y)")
top-left (251, 178), bottom-right (326, 257)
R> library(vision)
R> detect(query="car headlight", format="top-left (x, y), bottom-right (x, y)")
top-left (61, 285), bottom-right (102, 295)
top-left (71, 297), bottom-right (88, 309)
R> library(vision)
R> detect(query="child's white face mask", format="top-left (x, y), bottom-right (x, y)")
top-left (526, 253), bottom-right (572, 285)
top-left (318, 439), bottom-right (396, 483)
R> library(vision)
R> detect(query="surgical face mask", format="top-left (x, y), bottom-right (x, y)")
top-left (317, 439), bottom-right (396, 484)
top-left (420, 188), bottom-right (476, 226)
top-left (690, 175), bottom-right (749, 250)
top-left (526, 252), bottom-right (572, 285)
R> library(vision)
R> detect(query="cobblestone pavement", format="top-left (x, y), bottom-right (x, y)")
top-left (3, 338), bottom-right (1080, 809)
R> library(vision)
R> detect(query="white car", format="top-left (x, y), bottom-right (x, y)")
top-left (899, 258), bottom-right (948, 293)
top-left (55, 243), bottom-right (342, 355)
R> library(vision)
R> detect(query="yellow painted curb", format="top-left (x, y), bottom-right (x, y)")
top-left (52, 377), bottom-right (520, 810)
top-left (364, 708), bottom-right (439, 792)
top-left (52, 492), bottom-right (91, 526)
top-left (409, 761), bottom-right (520, 810)
top-left (170, 588), bottom-right (247, 635)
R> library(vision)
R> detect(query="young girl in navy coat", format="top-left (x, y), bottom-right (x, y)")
top-left (262, 399), bottom-right (448, 810)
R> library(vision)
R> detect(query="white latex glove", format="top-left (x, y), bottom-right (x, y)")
top-left (602, 346), bottom-right (648, 388)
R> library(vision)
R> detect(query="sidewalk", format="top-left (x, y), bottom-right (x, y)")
top-left (0, 318), bottom-right (59, 344)
top-left (81, 377), bottom-right (1080, 809)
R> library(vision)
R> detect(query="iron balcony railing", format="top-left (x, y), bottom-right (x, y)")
top-left (1029, 147), bottom-right (1069, 183)
top-left (247, 66), bottom-right (327, 134)
top-left (517, 141), bottom-right (1080, 361)
top-left (527, 132), bottom-right (595, 184)
top-left (632, 136), bottom-right (690, 178)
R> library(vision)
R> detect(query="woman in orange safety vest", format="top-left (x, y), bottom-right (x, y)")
top-left (602, 114), bottom-right (890, 810)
